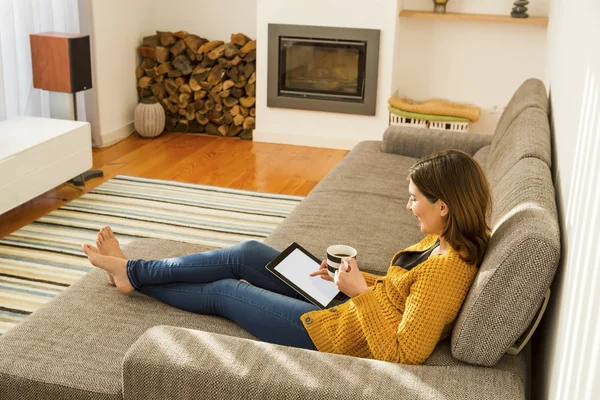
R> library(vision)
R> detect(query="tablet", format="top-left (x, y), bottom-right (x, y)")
top-left (265, 242), bottom-right (347, 309)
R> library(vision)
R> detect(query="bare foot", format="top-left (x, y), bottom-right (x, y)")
top-left (82, 244), bottom-right (135, 294)
top-left (96, 226), bottom-right (127, 286)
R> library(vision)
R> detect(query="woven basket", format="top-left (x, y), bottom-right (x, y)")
top-left (134, 97), bottom-right (165, 138)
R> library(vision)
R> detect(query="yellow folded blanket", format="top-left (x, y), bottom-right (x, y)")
top-left (388, 96), bottom-right (480, 122)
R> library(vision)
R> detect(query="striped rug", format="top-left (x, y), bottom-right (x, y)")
top-left (0, 175), bottom-right (303, 336)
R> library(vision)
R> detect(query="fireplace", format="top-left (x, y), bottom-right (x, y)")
top-left (267, 24), bottom-right (380, 116)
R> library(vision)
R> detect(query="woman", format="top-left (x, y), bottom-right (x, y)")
top-left (82, 149), bottom-right (491, 365)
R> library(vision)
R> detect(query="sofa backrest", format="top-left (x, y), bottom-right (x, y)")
top-left (450, 80), bottom-right (561, 366)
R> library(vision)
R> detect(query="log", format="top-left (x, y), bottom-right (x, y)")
top-left (172, 54), bottom-right (193, 75)
top-left (234, 76), bottom-right (247, 88)
top-left (233, 114), bottom-right (245, 126)
top-left (155, 46), bottom-right (171, 63)
top-left (198, 40), bottom-right (224, 54)
top-left (239, 96), bottom-right (256, 108)
top-left (138, 77), bottom-right (153, 89)
top-left (142, 35), bottom-right (160, 48)
top-left (155, 75), bottom-right (164, 84)
top-left (239, 40), bottom-right (256, 56)
top-left (189, 77), bottom-right (202, 92)
top-left (208, 44), bottom-right (226, 60)
top-left (248, 72), bottom-right (256, 84)
top-left (136, 67), bottom-right (145, 79)
top-left (243, 50), bottom-right (256, 63)
top-left (157, 31), bottom-right (176, 46)
top-left (146, 68), bottom-right (158, 79)
top-left (231, 55), bottom-right (243, 66)
top-left (228, 124), bottom-right (242, 137)
top-left (170, 39), bottom-right (187, 56)
top-left (199, 81), bottom-right (212, 90)
top-left (231, 33), bottom-right (251, 47)
top-left (223, 43), bottom-right (239, 59)
top-left (152, 83), bottom-right (166, 99)
top-left (194, 90), bottom-right (208, 100)
top-left (205, 123), bottom-right (219, 135)
top-left (178, 108), bottom-right (186, 116)
top-left (186, 104), bottom-right (196, 120)
top-left (218, 124), bottom-right (229, 136)
top-left (205, 99), bottom-right (216, 110)
top-left (239, 106), bottom-right (249, 117)
top-left (219, 90), bottom-right (231, 98)
top-left (207, 65), bottom-right (224, 85)
top-left (230, 87), bottom-right (244, 99)
top-left (245, 83), bottom-right (255, 97)
top-left (185, 48), bottom-right (196, 61)
top-left (156, 62), bottom-right (172, 75)
top-left (250, 107), bottom-right (256, 117)
top-left (230, 105), bottom-right (240, 116)
top-left (209, 91), bottom-right (221, 104)
top-left (239, 129), bottom-right (253, 140)
top-left (243, 62), bottom-right (255, 77)
top-left (227, 66), bottom-right (238, 82)
top-left (179, 84), bottom-right (192, 94)
top-left (223, 80), bottom-right (235, 91)
top-left (167, 70), bottom-right (183, 78)
top-left (184, 34), bottom-right (205, 52)
top-left (137, 46), bottom-right (155, 58)
top-left (174, 31), bottom-right (189, 39)
top-left (243, 117), bottom-right (255, 130)
top-left (194, 99), bottom-right (205, 110)
top-left (196, 113), bottom-right (209, 125)
top-left (212, 82), bottom-right (223, 93)
top-left (218, 58), bottom-right (233, 69)
top-left (223, 112), bottom-right (233, 125)
top-left (174, 119), bottom-right (189, 132)
top-left (200, 56), bottom-right (217, 68)
top-left (215, 103), bottom-right (223, 112)
top-left (142, 57), bottom-right (157, 69)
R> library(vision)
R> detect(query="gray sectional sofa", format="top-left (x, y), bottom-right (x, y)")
top-left (0, 78), bottom-right (559, 399)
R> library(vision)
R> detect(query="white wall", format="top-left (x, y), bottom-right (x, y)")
top-left (254, 0), bottom-right (402, 150)
top-left (398, 0), bottom-right (548, 134)
top-left (532, 0), bottom-right (600, 399)
top-left (89, 0), bottom-right (153, 147)
top-left (152, 0), bottom-right (256, 42)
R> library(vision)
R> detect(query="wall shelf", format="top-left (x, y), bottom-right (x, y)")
top-left (399, 10), bottom-right (548, 26)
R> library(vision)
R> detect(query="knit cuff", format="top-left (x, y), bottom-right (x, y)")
top-left (351, 289), bottom-right (379, 310)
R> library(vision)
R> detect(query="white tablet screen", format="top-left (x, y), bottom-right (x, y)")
top-left (273, 248), bottom-right (340, 307)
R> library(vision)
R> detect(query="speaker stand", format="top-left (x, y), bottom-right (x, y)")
top-left (68, 170), bottom-right (104, 187)
top-left (69, 91), bottom-right (104, 188)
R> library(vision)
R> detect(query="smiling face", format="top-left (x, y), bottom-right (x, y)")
top-left (406, 178), bottom-right (448, 236)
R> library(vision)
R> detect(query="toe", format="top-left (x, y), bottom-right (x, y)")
top-left (107, 227), bottom-right (115, 238)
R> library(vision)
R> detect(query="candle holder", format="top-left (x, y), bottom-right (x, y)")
top-left (433, 0), bottom-right (449, 14)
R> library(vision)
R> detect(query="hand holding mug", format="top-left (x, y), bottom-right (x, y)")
top-left (333, 257), bottom-right (369, 298)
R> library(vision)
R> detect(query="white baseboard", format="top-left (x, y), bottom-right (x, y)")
top-left (253, 130), bottom-right (360, 150)
top-left (97, 122), bottom-right (135, 148)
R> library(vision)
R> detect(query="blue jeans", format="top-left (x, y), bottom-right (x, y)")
top-left (126, 240), bottom-right (343, 350)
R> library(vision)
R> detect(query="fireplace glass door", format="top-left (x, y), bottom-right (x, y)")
top-left (278, 37), bottom-right (366, 102)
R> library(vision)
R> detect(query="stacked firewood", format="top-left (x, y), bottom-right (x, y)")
top-left (136, 31), bottom-right (256, 139)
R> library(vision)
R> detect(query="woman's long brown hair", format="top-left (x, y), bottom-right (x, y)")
top-left (408, 149), bottom-right (491, 266)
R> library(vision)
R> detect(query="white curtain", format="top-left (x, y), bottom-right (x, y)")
top-left (0, 0), bottom-right (82, 122)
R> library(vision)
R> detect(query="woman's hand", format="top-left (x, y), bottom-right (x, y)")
top-left (309, 260), bottom-right (334, 282)
top-left (334, 258), bottom-right (369, 298)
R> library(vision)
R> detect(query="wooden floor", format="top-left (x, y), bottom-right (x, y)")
top-left (0, 133), bottom-right (348, 239)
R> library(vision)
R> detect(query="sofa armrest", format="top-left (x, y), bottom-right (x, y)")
top-left (122, 326), bottom-right (525, 400)
top-left (382, 125), bottom-right (493, 158)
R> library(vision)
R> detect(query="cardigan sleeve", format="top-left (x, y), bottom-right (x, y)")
top-left (360, 271), bottom-right (381, 287)
top-left (351, 261), bottom-right (471, 364)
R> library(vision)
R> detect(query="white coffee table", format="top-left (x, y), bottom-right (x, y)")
top-left (0, 117), bottom-right (92, 215)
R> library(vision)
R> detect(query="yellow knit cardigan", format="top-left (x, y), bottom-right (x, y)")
top-left (300, 235), bottom-right (477, 365)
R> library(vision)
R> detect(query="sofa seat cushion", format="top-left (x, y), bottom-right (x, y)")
top-left (0, 240), bottom-right (255, 400)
